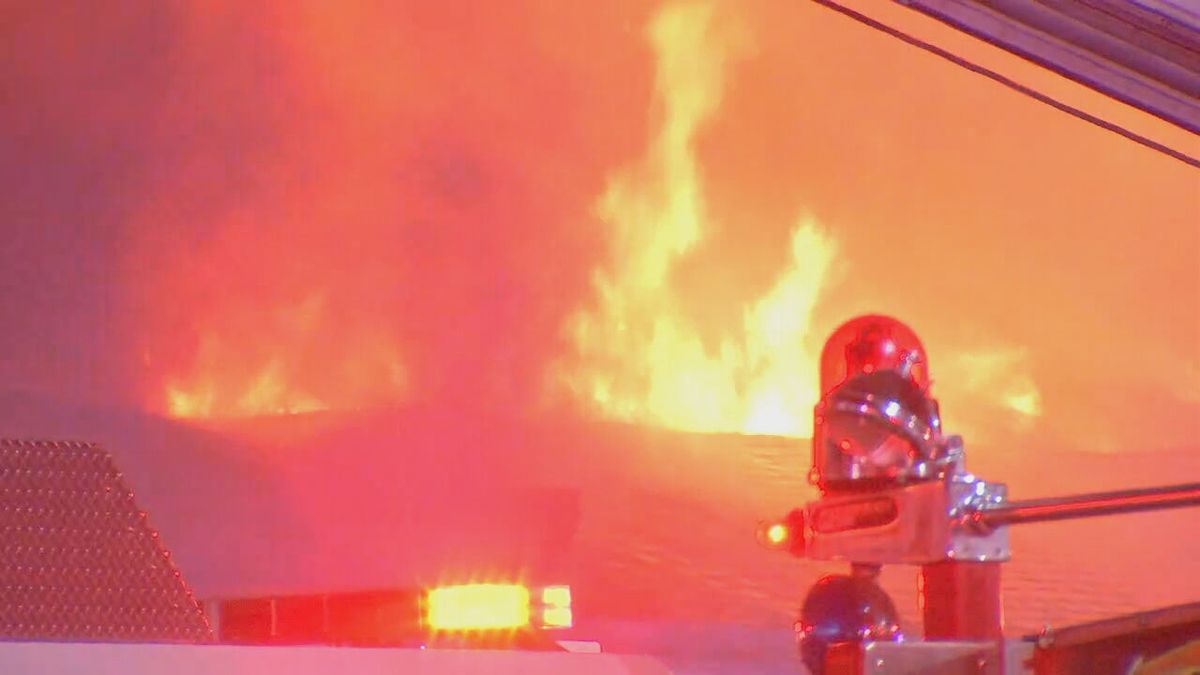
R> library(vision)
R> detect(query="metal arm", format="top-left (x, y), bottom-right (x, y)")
top-left (966, 482), bottom-right (1200, 531)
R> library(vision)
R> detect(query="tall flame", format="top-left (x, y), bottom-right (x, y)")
top-left (556, 1), bottom-right (836, 437)
top-left (146, 0), bottom-right (1046, 438)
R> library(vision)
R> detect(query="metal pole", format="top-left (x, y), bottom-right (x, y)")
top-left (968, 483), bottom-right (1200, 530)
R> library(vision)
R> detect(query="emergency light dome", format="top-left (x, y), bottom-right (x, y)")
top-left (812, 315), bottom-right (950, 493)
top-left (818, 315), bottom-right (928, 397)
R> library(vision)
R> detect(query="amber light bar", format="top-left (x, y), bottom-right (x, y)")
top-left (423, 584), bottom-right (573, 632)
top-left (424, 584), bottom-right (530, 631)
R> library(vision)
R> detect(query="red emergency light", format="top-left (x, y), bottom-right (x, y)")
top-left (817, 314), bottom-right (928, 398)
top-left (212, 583), bottom-right (573, 649)
top-left (811, 315), bottom-right (946, 495)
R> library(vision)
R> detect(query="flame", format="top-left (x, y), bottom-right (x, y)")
top-left (953, 348), bottom-right (1042, 419)
top-left (160, 292), bottom-right (408, 419)
top-left (935, 347), bottom-right (1043, 441)
top-left (148, 0), bottom-right (1046, 437)
top-left (555, 1), bottom-right (836, 437)
top-left (166, 357), bottom-right (327, 419)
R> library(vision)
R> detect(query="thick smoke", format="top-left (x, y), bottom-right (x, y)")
top-left (3, 2), bottom-right (659, 415)
top-left (1, 3), bottom-right (175, 406)
top-left (2, 1), bottom-right (1196, 451)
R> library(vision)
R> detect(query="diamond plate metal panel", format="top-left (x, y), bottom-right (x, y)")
top-left (0, 439), bottom-right (212, 642)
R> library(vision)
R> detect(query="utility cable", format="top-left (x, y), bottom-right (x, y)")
top-left (808, 0), bottom-right (1200, 170)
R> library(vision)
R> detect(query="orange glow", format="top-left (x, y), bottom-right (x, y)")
top-left (765, 523), bottom-right (789, 546)
top-left (101, 0), bottom-right (1190, 452)
top-left (425, 584), bottom-right (531, 631)
top-left (162, 339), bottom-right (407, 419)
top-left (934, 347), bottom-right (1043, 443)
top-left (158, 292), bottom-right (409, 419)
top-left (167, 358), bottom-right (327, 418)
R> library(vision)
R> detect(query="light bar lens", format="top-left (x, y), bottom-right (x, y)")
top-left (542, 585), bottom-right (571, 609)
top-left (425, 584), bottom-right (531, 630)
top-left (540, 585), bottom-right (573, 629)
top-left (542, 607), bottom-right (574, 629)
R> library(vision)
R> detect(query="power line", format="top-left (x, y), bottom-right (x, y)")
top-left (808, 0), bottom-right (1200, 170)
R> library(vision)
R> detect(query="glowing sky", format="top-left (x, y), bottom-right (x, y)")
top-left (1, 0), bottom-right (1196, 453)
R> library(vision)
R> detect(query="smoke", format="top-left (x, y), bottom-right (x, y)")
top-left (0, 3), bottom-right (171, 405)
top-left (2, 1), bottom-right (1195, 451)
top-left (20, 1), bottom-right (657, 415)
